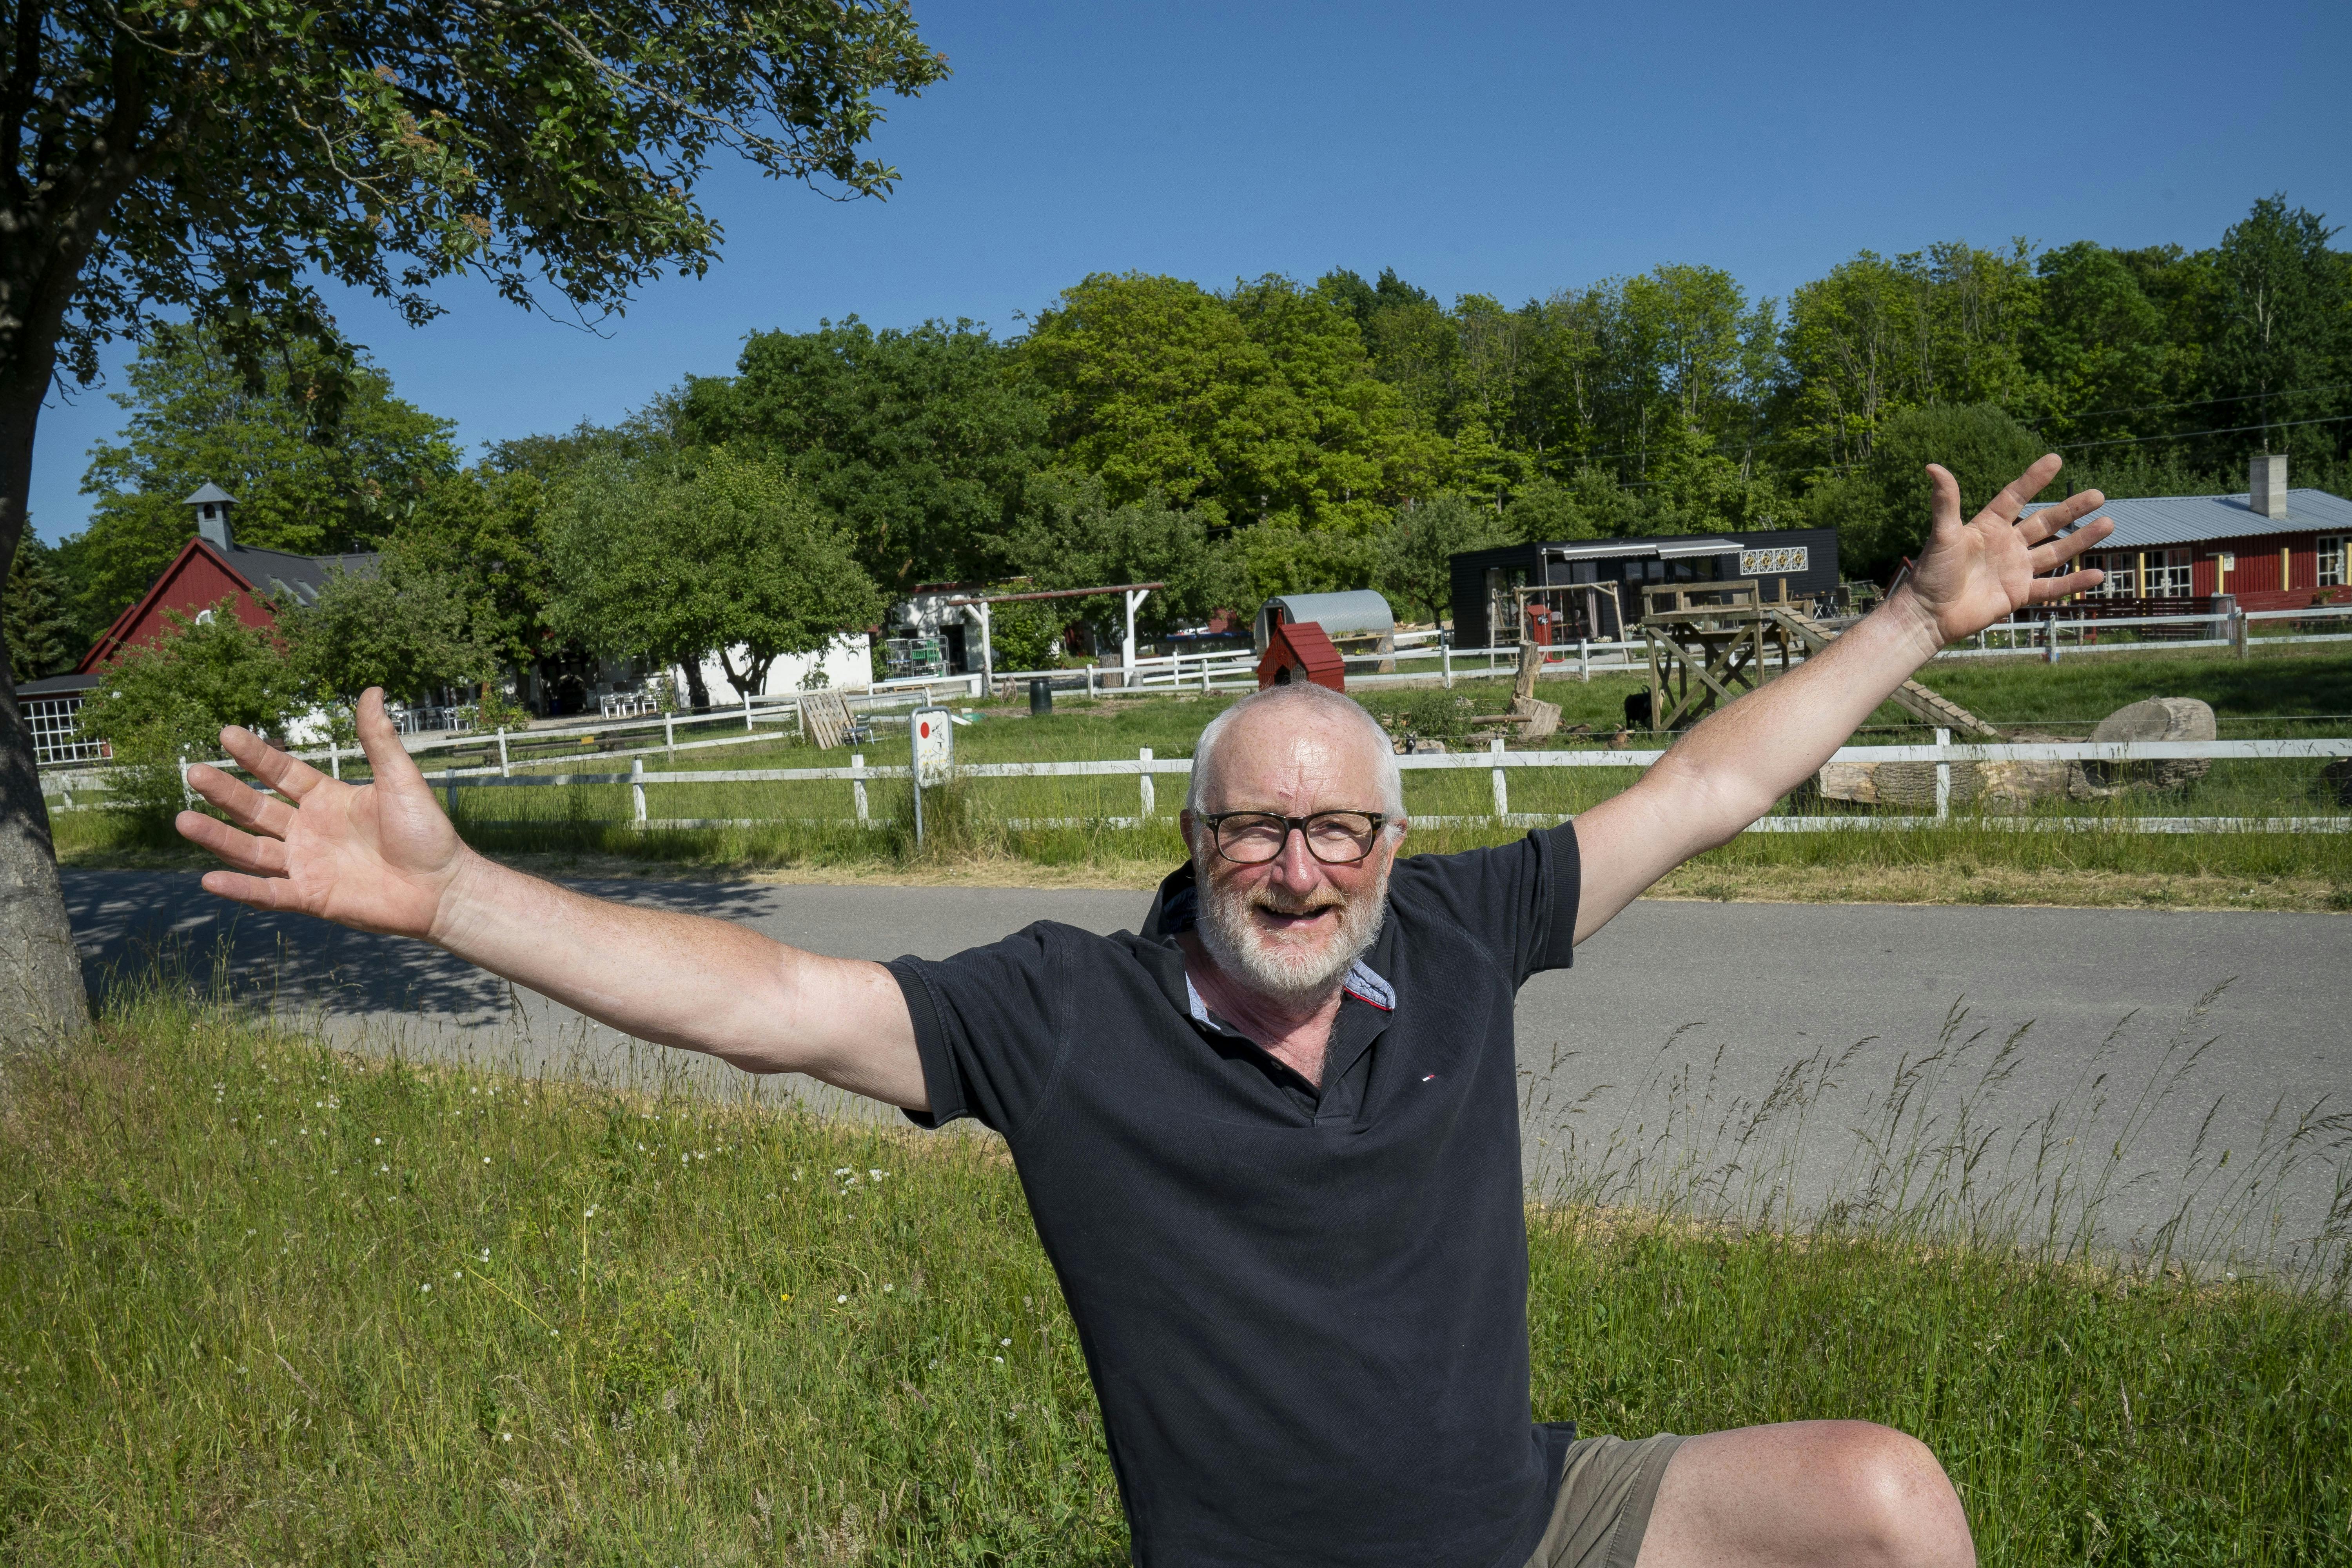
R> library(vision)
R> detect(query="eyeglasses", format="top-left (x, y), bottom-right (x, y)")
top-left (1201, 810), bottom-right (1388, 866)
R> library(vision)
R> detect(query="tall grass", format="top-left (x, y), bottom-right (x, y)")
top-left (0, 969), bottom-right (2347, 1563)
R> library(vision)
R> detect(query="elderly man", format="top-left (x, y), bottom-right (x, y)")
top-left (179, 459), bottom-right (2110, 1567)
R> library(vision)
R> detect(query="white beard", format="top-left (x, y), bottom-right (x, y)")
top-left (1196, 861), bottom-right (1390, 1009)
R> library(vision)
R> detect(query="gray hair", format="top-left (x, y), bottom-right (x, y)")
top-left (1185, 682), bottom-right (1406, 818)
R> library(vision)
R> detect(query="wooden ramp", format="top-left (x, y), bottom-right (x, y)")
top-left (1763, 607), bottom-right (2001, 738)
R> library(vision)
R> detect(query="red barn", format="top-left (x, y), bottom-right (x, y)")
top-left (2032, 455), bottom-right (2351, 613)
top-left (20, 484), bottom-right (377, 765)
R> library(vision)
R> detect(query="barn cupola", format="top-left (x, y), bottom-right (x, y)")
top-left (184, 482), bottom-right (236, 550)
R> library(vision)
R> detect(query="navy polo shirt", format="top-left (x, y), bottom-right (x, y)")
top-left (887, 825), bottom-right (1583, 1568)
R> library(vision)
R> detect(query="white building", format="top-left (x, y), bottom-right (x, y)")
top-left (676, 633), bottom-right (874, 702)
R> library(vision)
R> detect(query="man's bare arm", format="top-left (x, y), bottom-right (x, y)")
top-left (176, 691), bottom-right (927, 1109)
top-left (1572, 456), bottom-right (2115, 943)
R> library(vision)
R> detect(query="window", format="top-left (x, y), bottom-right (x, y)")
top-left (2147, 548), bottom-right (2192, 598)
top-left (2322, 537), bottom-right (2346, 589)
top-left (24, 697), bottom-right (109, 767)
top-left (2087, 551), bottom-right (2136, 597)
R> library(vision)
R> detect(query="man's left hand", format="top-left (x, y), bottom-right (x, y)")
top-left (1903, 454), bottom-right (2113, 646)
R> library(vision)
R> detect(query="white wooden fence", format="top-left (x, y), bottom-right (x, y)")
top-left (404, 734), bottom-right (2350, 835)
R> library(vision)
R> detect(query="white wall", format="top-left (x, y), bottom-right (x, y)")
top-left (679, 633), bottom-right (872, 700)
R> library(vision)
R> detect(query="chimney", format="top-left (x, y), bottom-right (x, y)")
top-left (2249, 452), bottom-right (2288, 521)
top-left (183, 481), bottom-right (236, 550)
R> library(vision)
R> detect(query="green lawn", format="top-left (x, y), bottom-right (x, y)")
top-left (0, 982), bottom-right (2343, 1563)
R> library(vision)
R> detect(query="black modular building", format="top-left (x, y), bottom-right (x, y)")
top-left (1448, 527), bottom-right (1841, 648)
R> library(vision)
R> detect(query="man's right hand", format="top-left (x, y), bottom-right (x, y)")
top-left (172, 686), bottom-right (928, 1107)
top-left (179, 687), bottom-right (475, 942)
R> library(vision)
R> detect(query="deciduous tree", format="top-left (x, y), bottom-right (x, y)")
top-left (0, 0), bottom-right (947, 1036)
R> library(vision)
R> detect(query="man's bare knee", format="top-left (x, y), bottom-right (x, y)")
top-left (1823, 1422), bottom-right (1974, 1568)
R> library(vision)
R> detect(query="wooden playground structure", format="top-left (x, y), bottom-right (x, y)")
top-left (1636, 581), bottom-right (1998, 737)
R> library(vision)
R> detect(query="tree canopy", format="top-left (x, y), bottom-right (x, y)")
top-left (545, 448), bottom-right (884, 700)
top-left (677, 318), bottom-right (1047, 589)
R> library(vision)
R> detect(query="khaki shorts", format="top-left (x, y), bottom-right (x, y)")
top-left (1523, 1433), bottom-right (1688, 1568)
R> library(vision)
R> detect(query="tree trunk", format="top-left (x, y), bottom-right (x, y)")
top-left (0, 370), bottom-right (91, 1046)
top-left (681, 659), bottom-right (711, 712)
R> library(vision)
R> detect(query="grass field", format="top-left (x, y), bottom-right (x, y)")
top-left (52, 646), bottom-right (2352, 911)
top-left (1, 976), bottom-right (2345, 1564)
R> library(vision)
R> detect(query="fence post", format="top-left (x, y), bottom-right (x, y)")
top-left (1933, 727), bottom-right (1952, 822)
top-left (328, 741), bottom-right (341, 781)
top-left (2233, 609), bottom-right (2249, 660)
top-left (1578, 639), bottom-right (1590, 683)
top-left (1441, 641), bottom-right (1453, 690)
top-left (666, 712), bottom-right (676, 757)
top-left (1490, 737), bottom-right (1508, 819)
top-left (1087, 664), bottom-right (1097, 699)
top-left (851, 753), bottom-right (868, 824)
top-left (2045, 622), bottom-right (2062, 664)
top-left (497, 727), bottom-right (510, 777)
top-left (631, 756), bottom-right (647, 826)
top-left (1201, 659), bottom-right (1212, 695)
top-left (1139, 748), bottom-right (1156, 819)
top-left (445, 773), bottom-right (460, 820)
top-left (178, 751), bottom-right (193, 811)
top-left (744, 691), bottom-right (755, 732)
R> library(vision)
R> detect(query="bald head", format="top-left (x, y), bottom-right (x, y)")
top-left (1185, 683), bottom-right (1405, 820)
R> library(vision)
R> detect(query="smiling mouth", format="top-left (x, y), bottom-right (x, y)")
top-left (1252, 902), bottom-right (1341, 931)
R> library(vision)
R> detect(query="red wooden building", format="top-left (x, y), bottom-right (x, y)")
top-left (2034, 455), bottom-right (2350, 612)
top-left (21, 484), bottom-right (377, 765)
top-left (1256, 619), bottom-right (1347, 691)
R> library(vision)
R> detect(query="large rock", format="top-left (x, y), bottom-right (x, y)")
top-left (2082, 697), bottom-right (2217, 791)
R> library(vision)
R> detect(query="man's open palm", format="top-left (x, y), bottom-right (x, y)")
top-left (177, 688), bottom-right (471, 941)
top-left (1905, 455), bottom-right (2114, 644)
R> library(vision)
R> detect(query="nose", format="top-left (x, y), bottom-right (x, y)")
top-left (1269, 821), bottom-right (1324, 888)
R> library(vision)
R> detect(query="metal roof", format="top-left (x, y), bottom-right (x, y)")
top-left (2024, 488), bottom-right (2352, 550)
top-left (182, 481), bottom-right (236, 505)
top-left (1254, 590), bottom-right (1394, 649)
top-left (1539, 537), bottom-right (1740, 562)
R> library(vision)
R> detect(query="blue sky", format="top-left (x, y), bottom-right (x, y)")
top-left (28, 0), bottom-right (2351, 541)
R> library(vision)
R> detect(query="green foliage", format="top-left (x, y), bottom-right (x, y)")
top-left (545, 447), bottom-right (884, 700)
top-left (77, 605), bottom-right (305, 824)
top-left (1374, 494), bottom-right (1517, 623)
top-left (1020, 272), bottom-right (1443, 538)
top-left (2207, 195), bottom-right (2351, 468)
top-left (677, 317), bottom-right (1049, 590)
top-left (4, 541), bottom-right (81, 682)
top-left (1004, 472), bottom-right (1246, 631)
top-left (390, 465), bottom-right (561, 672)
top-left (282, 558), bottom-right (502, 705)
top-left (1844, 404), bottom-right (2053, 575)
top-left (59, 328), bottom-right (460, 631)
top-left (986, 599), bottom-right (1069, 674)
top-left (11, 0), bottom-right (949, 399)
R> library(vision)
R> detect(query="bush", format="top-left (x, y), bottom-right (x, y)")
top-left (77, 603), bottom-right (305, 827)
top-left (989, 599), bottom-right (1068, 672)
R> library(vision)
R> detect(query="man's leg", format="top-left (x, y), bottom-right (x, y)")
top-left (1635, 1421), bottom-right (1975, 1568)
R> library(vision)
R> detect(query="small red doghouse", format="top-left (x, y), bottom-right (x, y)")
top-left (1256, 619), bottom-right (1346, 691)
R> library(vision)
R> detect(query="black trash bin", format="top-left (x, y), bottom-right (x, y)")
top-left (1029, 678), bottom-right (1053, 716)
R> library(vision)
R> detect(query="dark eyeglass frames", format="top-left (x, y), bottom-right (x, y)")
top-left (1200, 811), bottom-right (1388, 866)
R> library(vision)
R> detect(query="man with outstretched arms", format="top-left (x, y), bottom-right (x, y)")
top-left (180, 460), bottom-right (2111, 1568)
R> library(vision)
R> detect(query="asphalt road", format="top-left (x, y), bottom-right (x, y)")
top-left (63, 870), bottom-right (2350, 1260)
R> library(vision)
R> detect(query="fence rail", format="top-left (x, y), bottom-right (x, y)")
top-left (346, 733), bottom-right (2352, 837)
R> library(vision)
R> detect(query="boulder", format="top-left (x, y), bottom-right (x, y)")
top-left (2082, 697), bottom-right (2216, 791)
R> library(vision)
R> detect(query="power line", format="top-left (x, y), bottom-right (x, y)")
top-left (2049, 412), bottom-right (2352, 453)
top-left (2021, 381), bottom-right (2352, 428)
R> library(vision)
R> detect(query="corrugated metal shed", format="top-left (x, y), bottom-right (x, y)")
top-left (2026, 488), bottom-right (2352, 549)
top-left (1253, 590), bottom-right (1395, 651)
